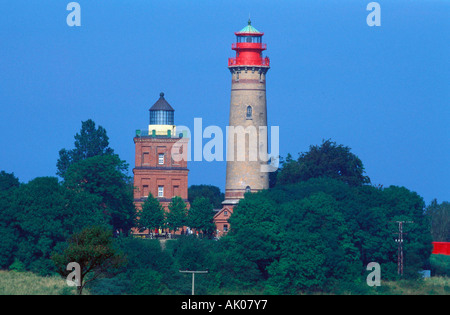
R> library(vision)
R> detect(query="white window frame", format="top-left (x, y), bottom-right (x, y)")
top-left (158, 153), bottom-right (164, 165)
top-left (158, 186), bottom-right (164, 198)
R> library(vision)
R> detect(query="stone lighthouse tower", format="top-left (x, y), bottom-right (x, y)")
top-left (215, 20), bottom-right (271, 236)
top-left (223, 19), bottom-right (270, 205)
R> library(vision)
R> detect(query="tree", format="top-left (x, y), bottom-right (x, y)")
top-left (277, 139), bottom-right (371, 187)
top-left (4, 177), bottom-right (108, 274)
top-left (166, 196), bottom-right (187, 233)
top-left (63, 154), bottom-right (136, 233)
top-left (57, 119), bottom-right (114, 178)
top-left (137, 193), bottom-right (166, 234)
top-left (188, 185), bottom-right (224, 209)
top-left (0, 171), bottom-right (20, 269)
top-left (265, 193), bottom-right (360, 293)
top-left (220, 175), bottom-right (432, 292)
top-left (187, 197), bottom-right (216, 236)
top-left (51, 226), bottom-right (125, 295)
top-left (0, 171), bottom-right (20, 192)
top-left (426, 199), bottom-right (450, 242)
top-left (226, 192), bottom-right (281, 282)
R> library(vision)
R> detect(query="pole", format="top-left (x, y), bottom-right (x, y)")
top-left (391, 221), bottom-right (413, 276)
top-left (179, 270), bottom-right (208, 295)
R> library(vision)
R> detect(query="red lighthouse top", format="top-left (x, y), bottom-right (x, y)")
top-left (228, 19), bottom-right (270, 68)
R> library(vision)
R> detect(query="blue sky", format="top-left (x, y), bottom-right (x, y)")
top-left (0, 0), bottom-right (448, 204)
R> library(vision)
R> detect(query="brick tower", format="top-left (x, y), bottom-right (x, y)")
top-left (214, 20), bottom-right (270, 236)
top-left (133, 92), bottom-right (189, 235)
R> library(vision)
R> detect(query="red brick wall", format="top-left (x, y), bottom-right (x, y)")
top-left (214, 206), bottom-right (234, 237)
top-left (133, 136), bottom-right (189, 201)
top-left (133, 136), bottom-right (190, 235)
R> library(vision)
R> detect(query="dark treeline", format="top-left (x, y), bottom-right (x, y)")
top-left (0, 123), bottom-right (448, 294)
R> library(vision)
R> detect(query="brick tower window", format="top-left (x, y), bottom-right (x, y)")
top-left (246, 106), bottom-right (252, 120)
top-left (158, 186), bottom-right (164, 198)
top-left (143, 152), bottom-right (150, 165)
top-left (143, 185), bottom-right (149, 197)
top-left (158, 153), bottom-right (164, 165)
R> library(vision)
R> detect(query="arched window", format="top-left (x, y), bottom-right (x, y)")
top-left (245, 186), bottom-right (251, 193)
top-left (246, 106), bottom-right (252, 120)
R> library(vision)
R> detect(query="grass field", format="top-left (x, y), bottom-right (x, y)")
top-left (0, 270), bottom-right (79, 295)
top-left (0, 270), bottom-right (448, 295)
top-left (380, 277), bottom-right (450, 295)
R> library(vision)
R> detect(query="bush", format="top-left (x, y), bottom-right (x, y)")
top-left (9, 259), bottom-right (26, 272)
top-left (430, 254), bottom-right (450, 276)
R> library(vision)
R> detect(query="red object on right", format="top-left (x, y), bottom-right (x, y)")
top-left (432, 242), bottom-right (450, 255)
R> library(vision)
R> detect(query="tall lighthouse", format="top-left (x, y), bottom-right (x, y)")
top-left (223, 19), bottom-right (270, 206)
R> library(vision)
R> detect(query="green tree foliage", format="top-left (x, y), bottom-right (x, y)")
top-left (277, 139), bottom-right (371, 187)
top-left (224, 177), bottom-right (432, 293)
top-left (0, 171), bottom-right (20, 269)
top-left (430, 254), bottom-right (450, 276)
top-left (52, 226), bottom-right (125, 295)
top-left (426, 199), bottom-right (450, 242)
top-left (167, 236), bottom-right (219, 294)
top-left (0, 170), bottom-right (20, 191)
top-left (265, 193), bottom-right (360, 293)
top-left (117, 238), bottom-right (174, 294)
top-left (187, 197), bottom-right (216, 236)
top-left (57, 119), bottom-right (114, 178)
top-left (137, 193), bottom-right (166, 234)
top-left (56, 119), bottom-right (136, 234)
top-left (1, 176), bottom-right (108, 274)
top-left (166, 196), bottom-right (188, 233)
top-left (188, 185), bottom-right (224, 209)
top-left (227, 194), bottom-right (280, 280)
top-left (63, 154), bottom-right (136, 233)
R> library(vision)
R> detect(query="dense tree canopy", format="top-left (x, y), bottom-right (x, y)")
top-left (63, 154), bottom-right (136, 233)
top-left (57, 119), bottom-right (115, 178)
top-left (187, 196), bottom-right (216, 236)
top-left (137, 193), bottom-right (166, 234)
top-left (276, 139), bottom-right (371, 187)
top-left (166, 196), bottom-right (188, 233)
top-left (426, 199), bottom-right (450, 242)
top-left (224, 177), bottom-right (432, 293)
top-left (0, 175), bottom-right (108, 274)
top-left (0, 120), bottom-right (136, 274)
top-left (188, 185), bottom-right (224, 209)
top-left (0, 127), bottom-right (443, 295)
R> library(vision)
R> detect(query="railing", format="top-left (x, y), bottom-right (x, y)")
top-left (231, 43), bottom-right (267, 50)
top-left (135, 129), bottom-right (186, 138)
top-left (228, 56), bottom-right (270, 67)
top-left (228, 57), bottom-right (238, 66)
